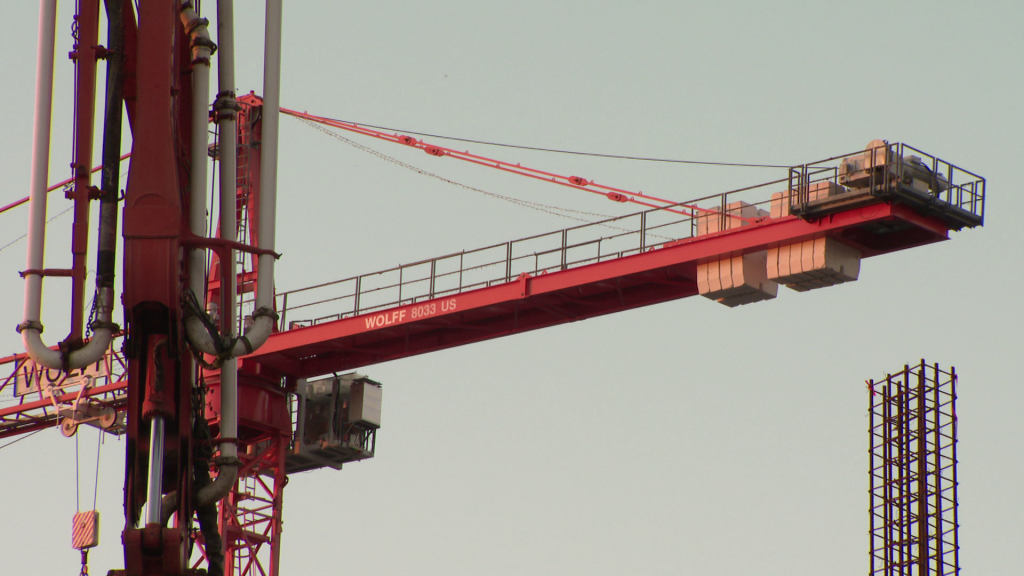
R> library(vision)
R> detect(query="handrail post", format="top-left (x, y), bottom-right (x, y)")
top-left (888, 143), bottom-right (897, 193)
top-left (280, 293), bottom-right (287, 331)
top-left (508, 242), bottom-right (514, 281)
top-left (720, 192), bottom-right (727, 231)
top-left (429, 259), bottom-right (436, 299)
top-left (788, 167), bottom-right (795, 212)
top-left (354, 276), bottom-right (361, 315)
top-left (640, 212), bottom-right (646, 251)
top-left (800, 165), bottom-right (807, 205)
top-left (561, 230), bottom-right (567, 271)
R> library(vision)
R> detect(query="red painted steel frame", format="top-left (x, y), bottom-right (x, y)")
top-left (0, 378), bottom-right (126, 437)
top-left (247, 201), bottom-right (949, 378)
top-left (117, 0), bottom-right (198, 573)
top-left (221, 435), bottom-right (288, 576)
top-left (0, 191), bottom-right (952, 441)
top-left (186, 437), bottom-right (288, 576)
top-left (67, 0), bottom-right (102, 347)
top-left (197, 95), bottom-right (289, 576)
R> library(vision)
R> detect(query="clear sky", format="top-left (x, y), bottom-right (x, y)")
top-left (1, 1), bottom-right (1021, 574)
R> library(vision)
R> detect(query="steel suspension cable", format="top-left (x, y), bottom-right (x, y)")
top-left (0, 428), bottom-right (44, 450)
top-left (93, 428), bottom-right (102, 511)
top-left (282, 109), bottom-right (758, 224)
top-left (300, 120), bottom-right (670, 240)
top-left (286, 117), bottom-right (792, 169)
top-left (76, 431), bottom-right (80, 511)
top-left (298, 119), bottom-right (614, 224)
top-left (0, 205), bottom-right (75, 254)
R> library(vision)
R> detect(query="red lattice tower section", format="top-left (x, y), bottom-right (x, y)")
top-left (185, 94), bottom-right (289, 576)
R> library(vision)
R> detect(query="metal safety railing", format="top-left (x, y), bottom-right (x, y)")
top-left (787, 142), bottom-right (985, 226)
top-left (233, 142), bottom-right (984, 331)
top-left (255, 185), bottom-right (785, 330)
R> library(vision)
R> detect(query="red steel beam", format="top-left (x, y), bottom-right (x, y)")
top-left (0, 380), bottom-right (127, 439)
top-left (0, 201), bottom-right (949, 437)
top-left (0, 154), bottom-right (130, 216)
top-left (246, 202), bottom-right (948, 378)
top-left (66, 0), bottom-right (103, 345)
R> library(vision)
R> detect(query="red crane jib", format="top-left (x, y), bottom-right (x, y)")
top-left (0, 196), bottom-right (951, 442)
top-left (246, 201), bottom-right (948, 378)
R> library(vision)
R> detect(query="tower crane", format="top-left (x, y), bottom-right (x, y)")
top-left (0, 1), bottom-right (985, 575)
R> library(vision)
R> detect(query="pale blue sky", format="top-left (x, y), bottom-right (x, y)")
top-left (0, 1), bottom-right (1021, 574)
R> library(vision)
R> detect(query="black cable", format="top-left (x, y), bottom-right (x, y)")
top-left (0, 205), bottom-right (75, 254)
top-left (93, 429), bottom-right (102, 511)
top-left (293, 114), bottom-right (793, 169)
top-left (185, 289), bottom-right (222, 344)
top-left (76, 432), bottom-right (81, 511)
top-left (0, 428), bottom-right (44, 451)
top-left (191, 408), bottom-right (225, 576)
top-left (300, 119), bottom-right (615, 223)
top-left (183, 289), bottom-right (231, 370)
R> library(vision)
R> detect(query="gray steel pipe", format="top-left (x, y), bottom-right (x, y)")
top-left (181, 1), bottom-right (215, 309)
top-left (215, 0), bottom-right (239, 466)
top-left (256, 0), bottom-right (282, 314)
top-left (183, 0), bottom-right (276, 365)
top-left (191, 0), bottom-right (243, 512)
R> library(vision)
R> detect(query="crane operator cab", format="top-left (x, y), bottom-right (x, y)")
top-left (286, 373), bottom-right (382, 473)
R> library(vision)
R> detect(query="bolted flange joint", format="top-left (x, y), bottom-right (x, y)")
top-left (214, 91), bottom-right (242, 121)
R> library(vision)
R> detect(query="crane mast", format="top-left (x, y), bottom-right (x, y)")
top-left (0, 1), bottom-right (986, 575)
top-left (13, 1), bottom-right (285, 574)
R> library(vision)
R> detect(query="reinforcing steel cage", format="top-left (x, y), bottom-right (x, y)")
top-left (868, 361), bottom-right (959, 576)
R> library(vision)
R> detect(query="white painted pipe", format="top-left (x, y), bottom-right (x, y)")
top-left (20, 0), bottom-right (113, 370)
top-left (178, 2), bottom-right (244, 512)
top-left (183, 0), bottom-right (275, 361)
top-left (216, 0), bottom-right (239, 466)
top-left (181, 1), bottom-right (215, 305)
top-left (187, 0), bottom-right (244, 512)
top-left (182, 0), bottom-right (215, 352)
top-left (20, 0), bottom-right (59, 366)
top-left (256, 0), bottom-right (282, 315)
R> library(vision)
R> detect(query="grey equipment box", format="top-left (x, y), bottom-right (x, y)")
top-left (285, 373), bottom-right (382, 474)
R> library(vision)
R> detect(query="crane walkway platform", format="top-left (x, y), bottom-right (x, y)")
top-left (249, 142), bottom-right (984, 377)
